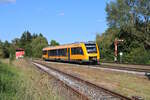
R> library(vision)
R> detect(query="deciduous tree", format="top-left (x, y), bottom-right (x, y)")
top-left (31, 36), bottom-right (48, 58)
top-left (50, 40), bottom-right (59, 46)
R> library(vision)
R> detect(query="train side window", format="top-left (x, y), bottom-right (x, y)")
top-left (58, 48), bottom-right (67, 56)
top-left (61, 49), bottom-right (63, 56)
top-left (79, 48), bottom-right (83, 55)
top-left (58, 49), bottom-right (60, 56)
top-left (58, 49), bottom-right (62, 56)
top-left (51, 50), bottom-right (53, 56)
top-left (48, 50), bottom-right (50, 56)
top-left (49, 48), bottom-right (68, 56)
top-left (63, 49), bottom-right (66, 56)
top-left (54, 50), bottom-right (56, 56)
top-left (49, 50), bottom-right (56, 56)
top-left (43, 50), bottom-right (47, 55)
top-left (71, 48), bottom-right (75, 55)
top-left (49, 50), bottom-right (53, 56)
top-left (71, 47), bottom-right (83, 55)
top-left (64, 48), bottom-right (67, 56)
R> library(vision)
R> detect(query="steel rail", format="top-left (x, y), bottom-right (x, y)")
top-left (33, 60), bottom-right (132, 100)
top-left (96, 65), bottom-right (150, 73)
top-left (101, 62), bottom-right (150, 66)
top-left (35, 59), bottom-right (150, 73)
top-left (32, 61), bottom-right (88, 100)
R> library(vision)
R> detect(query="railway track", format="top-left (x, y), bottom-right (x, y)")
top-left (97, 64), bottom-right (150, 73)
top-left (32, 60), bottom-right (132, 100)
top-left (36, 59), bottom-right (150, 74)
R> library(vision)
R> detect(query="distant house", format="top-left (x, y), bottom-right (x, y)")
top-left (16, 48), bottom-right (25, 59)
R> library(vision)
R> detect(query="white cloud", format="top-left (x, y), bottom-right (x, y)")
top-left (0, 0), bottom-right (16, 4)
top-left (58, 12), bottom-right (65, 16)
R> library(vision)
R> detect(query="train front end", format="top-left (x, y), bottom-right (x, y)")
top-left (83, 42), bottom-right (100, 64)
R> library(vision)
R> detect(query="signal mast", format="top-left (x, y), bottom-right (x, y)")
top-left (114, 38), bottom-right (124, 62)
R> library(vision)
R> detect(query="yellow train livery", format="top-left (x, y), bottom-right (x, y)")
top-left (42, 41), bottom-right (100, 64)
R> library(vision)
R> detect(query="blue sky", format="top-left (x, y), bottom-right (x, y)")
top-left (0, 0), bottom-right (109, 44)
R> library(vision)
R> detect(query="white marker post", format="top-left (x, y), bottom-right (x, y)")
top-left (119, 52), bottom-right (123, 63)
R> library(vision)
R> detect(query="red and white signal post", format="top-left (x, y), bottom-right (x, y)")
top-left (114, 38), bottom-right (124, 62)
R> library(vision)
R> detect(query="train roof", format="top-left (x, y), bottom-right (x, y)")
top-left (43, 41), bottom-right (96, 51)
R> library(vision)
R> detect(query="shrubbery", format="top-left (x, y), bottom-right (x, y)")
top-left (123, 47), bottom-right (150, 64)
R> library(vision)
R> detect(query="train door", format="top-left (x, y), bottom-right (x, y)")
top-left (68, 48), bottom-right (70, 61)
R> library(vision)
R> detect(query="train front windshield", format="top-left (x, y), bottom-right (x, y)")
top-left (85, 43), bottom-right (97, 53)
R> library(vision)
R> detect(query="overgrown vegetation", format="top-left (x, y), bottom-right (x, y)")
top-left (96, 0), bottom-right (150, 64)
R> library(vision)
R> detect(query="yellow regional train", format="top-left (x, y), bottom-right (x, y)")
top-left (42, 41), bottom-right (100, 64)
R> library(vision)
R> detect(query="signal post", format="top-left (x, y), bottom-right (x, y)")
top-left (114, 38), bottom-right (124, 62)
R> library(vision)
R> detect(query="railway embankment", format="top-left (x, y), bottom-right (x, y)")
top-left (35, 60), bottom-right (150, 100)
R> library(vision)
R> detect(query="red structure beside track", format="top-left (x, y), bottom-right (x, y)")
top-left (16, 48), bottom-right (25, 59)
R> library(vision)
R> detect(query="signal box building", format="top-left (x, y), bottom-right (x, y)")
top-left (16, 48), bottom-right (25, 59)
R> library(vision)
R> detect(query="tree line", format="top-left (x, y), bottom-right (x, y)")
top-left (96, 0), bottom-right (150, 64)
top-left (1, 0), bottom-right (150, 64)
top-left (0, 31), bottom-right (59, 58)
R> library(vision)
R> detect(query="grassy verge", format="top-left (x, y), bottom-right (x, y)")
top-left (0, 59), bottom-right (62, 100)
top-left (0, 61), bottom-right (20, 100)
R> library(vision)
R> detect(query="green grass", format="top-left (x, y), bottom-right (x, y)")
top-left (0, 61), bottom-right (20, 100)
top-left (0, 60), bottom-right (63, 100)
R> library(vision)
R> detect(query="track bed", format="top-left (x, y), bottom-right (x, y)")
top-left (34, 60), bottom-right (150, 100)
top-left (33, 61), bottom-right (132, 100)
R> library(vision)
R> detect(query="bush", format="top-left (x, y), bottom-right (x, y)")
top-left (31, 36), bottom-right (48, 58)
top-left (124, 47), bottom-right (149, 64)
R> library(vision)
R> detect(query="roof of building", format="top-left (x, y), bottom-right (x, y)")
top-left (16, 48), bottom-right (24, 51)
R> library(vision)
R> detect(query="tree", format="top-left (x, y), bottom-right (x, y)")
top-left (50, 40), bottom-right (59, 46)
top-left (32, 33), bottom-right (38, 39)
top-left (96, 0), bottom-right (150, 64)
top-left (39, 33), bottom-right (43, 37)
top-left (0, 40), bottom-right (14, 58)
top-left (12, 38), bottom-right (20, 48)
top-left (0, 40), bottom-right (3, 58)
top-left (9, 45), bottom-right (16, 62)
top-left (31, 36), bottom-right (48, 58)
top-left (96, 28), bottom-right (119, 61)
top-left (20, 31), bottom-right (32, 48)
top-left (0, 31), bottom-right (49, 59)
top-left (23, 31), bottom-right (32, 41)
top-left (25, 43), bottom-right (32, 57)
top-left (19, 31), bottom-right (33, 56)
top-left (106, 0), bottom-right (150, 47)
top-left (2, 41), bottom-right (10, 58)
